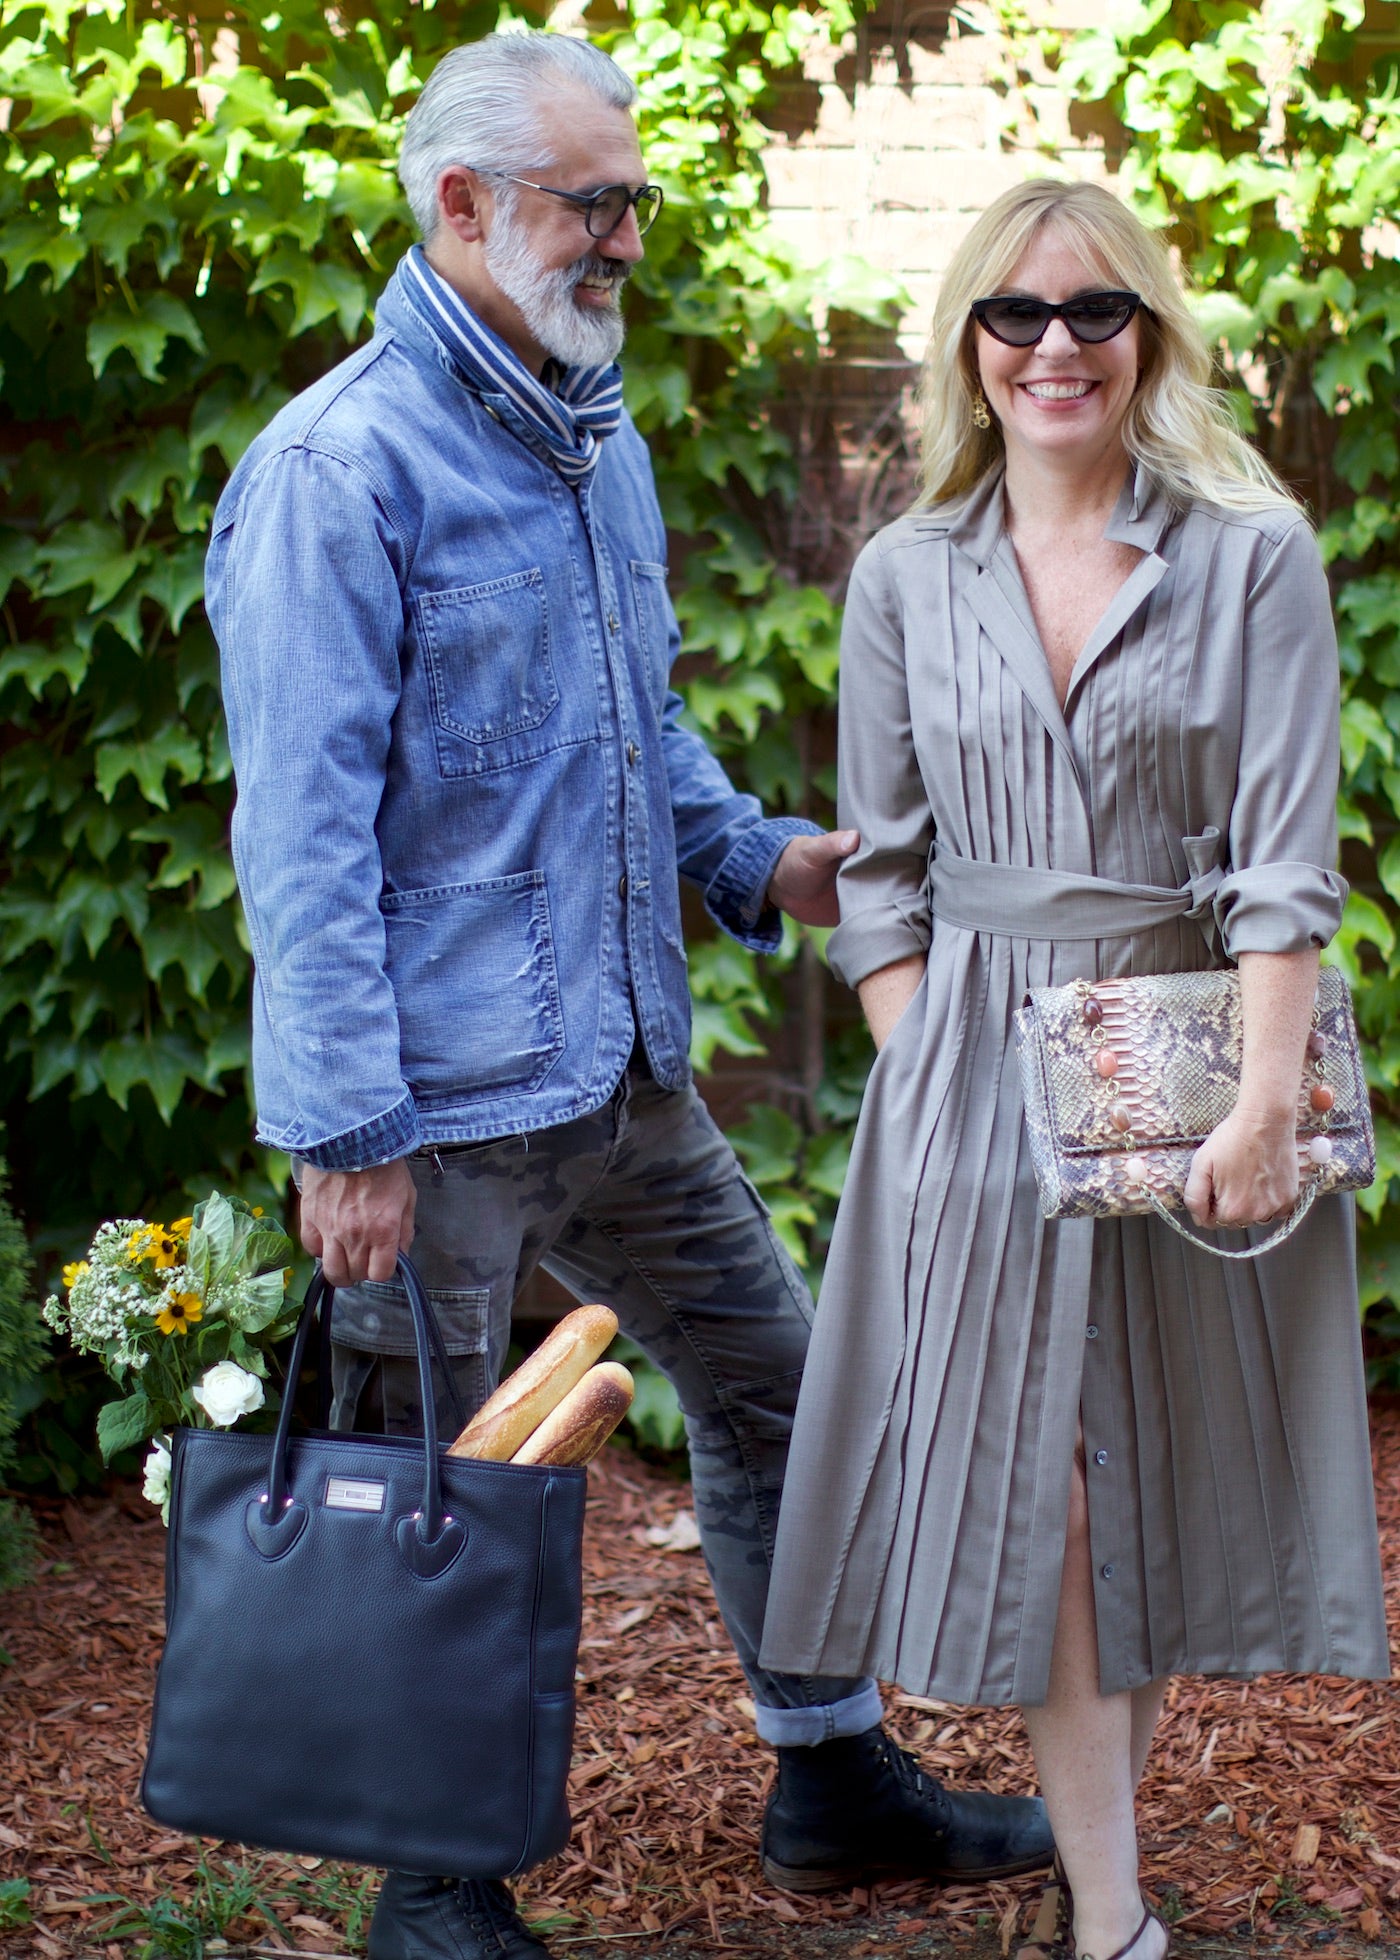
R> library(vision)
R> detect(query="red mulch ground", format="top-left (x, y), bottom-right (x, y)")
top-left (1, 1405), bottom-right (1397, 1960)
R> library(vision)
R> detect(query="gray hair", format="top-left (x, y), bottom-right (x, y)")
top-left (399, 32), bottom-right (637, 241)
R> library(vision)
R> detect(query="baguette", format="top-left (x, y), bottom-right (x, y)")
top-left (447, 1303), bottom-right (618, 1460)
top-left (510, 1362), bottom-right (635, 1467)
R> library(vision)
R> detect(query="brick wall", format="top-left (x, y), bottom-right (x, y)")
top-left (765, 2), bottom-right (1113, 363)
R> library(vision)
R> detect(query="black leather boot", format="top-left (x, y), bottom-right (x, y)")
top-left (761, 1725), bottom-right (1055, 1894)
top-left (367, 1872), bottom-right (553, 1959)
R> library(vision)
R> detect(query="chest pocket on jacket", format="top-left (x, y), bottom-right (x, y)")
top-left (417, 569), bottom-right (559, 774)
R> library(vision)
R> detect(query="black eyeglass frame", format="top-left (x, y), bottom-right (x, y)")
top-left (970, 290), bottom-right (1145, 347)
top-left (468, 167), bottom-right (665, 239)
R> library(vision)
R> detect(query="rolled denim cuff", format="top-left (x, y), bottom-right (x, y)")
top-left (270, 1090), bottom-right (422, 1172)
top-left (707, 816), bottom-right (824, 952)
top-left (752, 1678), bottom-right (883, 1746)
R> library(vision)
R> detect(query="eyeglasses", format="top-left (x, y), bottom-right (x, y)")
top-left (470, 168), bottom-right (664, 239)
top-left (970, 290), bottom-right (1144, 346)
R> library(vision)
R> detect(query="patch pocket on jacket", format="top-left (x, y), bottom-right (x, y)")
top-left (381, 872), bottom-right (565, 1102)
top-left (417, 568), bottom-right (558, 746)
top-left (629, 560), bottom-right (673, 693)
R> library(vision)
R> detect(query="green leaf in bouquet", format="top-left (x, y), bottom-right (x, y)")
top-left (230, 1268), bottom-right (290, 1333)
top-left (189, 1191), bottom-right (236, 1286)
top-left (225, 1331), bottom-right (263, 1372)
top-left (240, 1226), bottom-right (294, 1274)
top-left (97, 1391), bottom-right (153, 1462)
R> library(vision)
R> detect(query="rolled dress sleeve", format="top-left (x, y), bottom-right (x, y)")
top-left (828, 534), bottom-right (935, 988)
top-left (211, 447), bottom-right (420, 1170)
top-left (1216, 515), bottom-right (1348, 957)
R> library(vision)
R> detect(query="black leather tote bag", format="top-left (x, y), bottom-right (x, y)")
top-left (141, 1255), bottom-right (586, 1878)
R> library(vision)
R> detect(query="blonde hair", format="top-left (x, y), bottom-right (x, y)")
top-left (916, 179), bottom-right (1297, 514)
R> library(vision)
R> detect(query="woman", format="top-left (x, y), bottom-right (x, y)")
top-left (759, 180), bottom-right (1388, 1960)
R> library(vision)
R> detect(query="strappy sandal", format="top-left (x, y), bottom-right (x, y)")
top-left (1078, 1904), bottom-right (1170, 1960)
top-left (1017, 1856), bottom-right (1072, 1960)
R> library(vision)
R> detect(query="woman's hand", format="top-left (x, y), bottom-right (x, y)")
top-left (1180, 946), bottom-right (1318, 1230)
top-left (1183, 1107), bottom-right (1300, 1230)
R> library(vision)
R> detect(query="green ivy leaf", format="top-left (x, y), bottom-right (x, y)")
top-left (39, 522), bottom-right (144, 609)
top-left (96, 1390), bottom-right (153, 1461)
top-left (0, 641), bottom-right (88, 698)
top-left (96, 1031), bottom-right (206, 1121)
top-left (0, 215), bottom-right (85, 290)
top-left (94, 726), bottom-right (206, 810)
top-left (249, 246), bottom-right (369, 339)
top-left (1340, 695), bottom-right (1394, 775)
top-left (87, 293), bottom-right (206, 382)
top-left (729, 1103), bottom-right (803, 1186)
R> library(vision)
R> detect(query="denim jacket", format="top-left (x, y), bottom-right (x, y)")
top-left (208, 261), bottom-right (816, 1170)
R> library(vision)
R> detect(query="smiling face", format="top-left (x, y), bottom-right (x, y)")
top-left (974, 224), bottom-right (1141, 476)
top-left (479, 89), bottom-right (647, 369)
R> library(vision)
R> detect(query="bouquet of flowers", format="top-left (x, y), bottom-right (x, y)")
top-left (44, 1191), bottom-right (300, 1521)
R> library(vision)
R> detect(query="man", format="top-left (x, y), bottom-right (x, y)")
top-left (209, 30), bottom-right (1053, 1960)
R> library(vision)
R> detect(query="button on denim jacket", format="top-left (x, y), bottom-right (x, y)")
top-left (208, 260), bottom-right (815, 1170)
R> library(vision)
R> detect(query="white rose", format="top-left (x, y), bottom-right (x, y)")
top-left (193, 1360), bottom-right (265, 1427)
top-left (142, 1439), bottom-right (172, 1524)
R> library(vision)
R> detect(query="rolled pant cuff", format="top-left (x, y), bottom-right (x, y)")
top-left (753, 1679), bottom-right (883, 1747)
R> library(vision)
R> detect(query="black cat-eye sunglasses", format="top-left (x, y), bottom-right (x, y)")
top-left (970, 290), bottom-right (1145, 346)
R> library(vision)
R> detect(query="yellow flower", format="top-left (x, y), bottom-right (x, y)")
top-left (62, 1260), bottom-right (89, 1290)
top-left (156, 1291), bottom-right (204, 1337)
top-left (251, 1206), bottom-right (264, 1217)
top-left (129, 1223), bottom-right (180, 1270)
top-left (169, 1217), bottom-right (193, 1241)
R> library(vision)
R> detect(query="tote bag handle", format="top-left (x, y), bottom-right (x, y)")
top-left (312, 1261), bottom-right (466, 1434)
top-left (260, 1255), bottom-right (462, 1557)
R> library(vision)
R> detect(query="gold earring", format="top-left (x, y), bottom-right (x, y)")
top-left (972, 387), bottom-right (992, 431)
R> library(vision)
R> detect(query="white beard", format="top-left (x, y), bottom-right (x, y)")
top-left (485, 202), bottom-right (628, 368)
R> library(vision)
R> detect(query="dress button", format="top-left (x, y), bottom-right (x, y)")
top-left (626, 741), bottom-right (640, 765)
top-left (1101, 1564), bottom-right (1114, 1579)
top-left (1086, 1324), bottom-right (1099, 1340)
top-left (607, 611), bottom-right (619, 633)
top-left (1094, 1449), bottom-right (1108, 1466)
top-left (618, 874), bottom-right (628, 899)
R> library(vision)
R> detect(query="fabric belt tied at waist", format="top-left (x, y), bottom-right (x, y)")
top-left (928, 836), bottom-right (1224, 943)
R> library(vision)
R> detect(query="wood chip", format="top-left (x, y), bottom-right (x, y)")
top-left (3, 1414), bottom-right (1399, 1954)
top-left (1292, 1821), bottom-right (1322, 1867)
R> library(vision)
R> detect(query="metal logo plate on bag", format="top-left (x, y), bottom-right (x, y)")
top-left (325, 1477), bottom-right (386, 1513)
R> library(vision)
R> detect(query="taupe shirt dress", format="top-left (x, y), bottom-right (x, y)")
top-left (759, 467), bottom-right (1390, 1707)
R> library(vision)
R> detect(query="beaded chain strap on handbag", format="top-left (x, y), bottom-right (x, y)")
top-left (1012, 966), bottom-right (1374, 1260)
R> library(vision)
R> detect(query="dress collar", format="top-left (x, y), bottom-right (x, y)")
top-left (942, 461), bottom-right (1175, 567)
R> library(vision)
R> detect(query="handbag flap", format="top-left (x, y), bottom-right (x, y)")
top-left (1018, 965), bottom-right (1367, 1158)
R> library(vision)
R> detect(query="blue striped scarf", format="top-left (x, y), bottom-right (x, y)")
top-left (399, 246), bottom-right (623, 484)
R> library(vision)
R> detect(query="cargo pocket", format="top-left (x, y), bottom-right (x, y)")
top-left (382, 872), bottom-right (565, 1102)
top-left (329, 1280), bottom-right (491, 1360)
top-left (328, 1282), bottom-right (493, 1430)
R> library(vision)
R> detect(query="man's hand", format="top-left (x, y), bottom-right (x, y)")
top-left (300, 1159), bottom-right (417, 1286)
top-left (765, 830), bottom-right (859, 928)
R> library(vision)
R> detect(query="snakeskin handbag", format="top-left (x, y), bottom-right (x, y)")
top-left (1012, 966), bottom-right (1374, 1259)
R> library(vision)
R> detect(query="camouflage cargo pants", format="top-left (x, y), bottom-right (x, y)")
top-left (325, 1055), bottom-right (877, 1727)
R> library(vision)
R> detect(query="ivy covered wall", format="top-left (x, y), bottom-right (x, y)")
top-left (0, 0), bottom-right (896, 1264)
